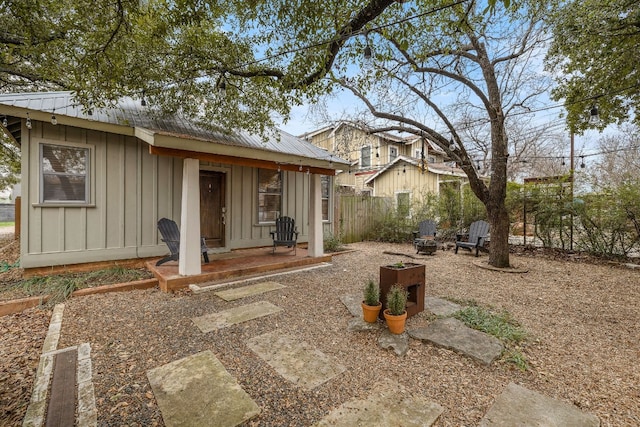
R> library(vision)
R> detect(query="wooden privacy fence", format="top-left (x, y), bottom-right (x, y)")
top-left (334, 194), bottom-right (392, 243)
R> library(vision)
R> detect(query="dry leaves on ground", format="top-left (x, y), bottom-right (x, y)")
top-left (1, 240), bottom-right (639, 426)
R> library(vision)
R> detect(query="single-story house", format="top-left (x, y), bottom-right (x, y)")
top-left (0, 91), bottom-right (347, 275)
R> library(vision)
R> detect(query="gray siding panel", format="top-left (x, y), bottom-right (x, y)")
top-left (21, 121), bottom-right (321, 268)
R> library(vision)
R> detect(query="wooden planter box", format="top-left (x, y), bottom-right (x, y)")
top-left (379, 263), bottom-right (425, 319)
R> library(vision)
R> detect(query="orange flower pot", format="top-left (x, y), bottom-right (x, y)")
top-left (383, 309), bottom-right (407, 334)
top-left (362, 302), bottom-right (382, 323)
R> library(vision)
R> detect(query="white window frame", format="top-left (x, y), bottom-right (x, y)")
top-left (321, 175), bottom-right (331, 222)
top-left (389, 146), bottom-right (398, 163)
top-left (361, 145), bottom-right (371, 168)
top-left (39, 142), bottom-right (92, 205)
top-left (257, 168), bottom-right (282, 224)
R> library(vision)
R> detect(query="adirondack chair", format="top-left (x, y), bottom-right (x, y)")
top-left (156, 218), bottom-right (210, 266)
top-left (455, 220), bottom-right (490, 257)
top-left (270, 216), bottom-right (299, 255)
top-left (412, 219), bottom-right (437, 254)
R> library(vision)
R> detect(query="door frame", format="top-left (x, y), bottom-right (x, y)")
top-left (199, 166), bottom-right (230, 253)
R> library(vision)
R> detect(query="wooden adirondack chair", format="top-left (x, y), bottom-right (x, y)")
top-left (455, 220), bottom-right (490, 257)
top-left (156, 218), bottom-right (210, 266)
top-left (412, 220), bottom-right (437, 254)
top-left (270, 216), bottom-right (299, 255)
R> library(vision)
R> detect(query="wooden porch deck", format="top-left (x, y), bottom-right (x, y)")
top-left (147, 246), bottom-right (332, 292)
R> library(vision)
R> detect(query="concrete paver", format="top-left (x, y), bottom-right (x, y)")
top-left (247, 331), bottom-right (347, 390)
top-left (191, 301), bottom-right (283, 332)
top-left (315, 378), bottom-right (444, 426)
top-left (214, 281), bottom-right (285, 301)
top-left (480, 382), bottom-right (600, 426)
top-left (147, 351), bottom-right (260, 427)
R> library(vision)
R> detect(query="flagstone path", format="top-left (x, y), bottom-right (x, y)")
top-left (146, 351), bottom-right (260, 427)
top-left (27, 282), bottom-right (602, 427)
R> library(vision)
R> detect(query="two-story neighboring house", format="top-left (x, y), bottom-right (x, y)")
top-left (300, 122), bottom-right (449, 195)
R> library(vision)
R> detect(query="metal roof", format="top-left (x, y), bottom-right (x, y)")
top-left (0, 91), bottom-right (348, 166)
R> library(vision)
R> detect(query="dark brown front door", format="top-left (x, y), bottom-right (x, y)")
top-left (200, 171), bottom-right (225, 248)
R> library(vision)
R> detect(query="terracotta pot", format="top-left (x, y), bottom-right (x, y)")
top-left (361, 301), bottom-right (382, 323)
top-left (383, 309), bottom-right (407, 334)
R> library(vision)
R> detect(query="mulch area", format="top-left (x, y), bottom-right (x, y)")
top-left (1, 235), bottom-right (639, 426)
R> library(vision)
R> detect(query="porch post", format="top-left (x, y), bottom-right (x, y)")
top-left (308, 173), bottom-right (324, 257)
top-left (179, 158), bottom-right (202, 275)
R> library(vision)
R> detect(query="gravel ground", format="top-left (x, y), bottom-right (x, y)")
top-left (2, 241), bottom-right (640, 426)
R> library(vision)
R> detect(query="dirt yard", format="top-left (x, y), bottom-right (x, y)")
top-left (1, 236), bottom-right (639, 426)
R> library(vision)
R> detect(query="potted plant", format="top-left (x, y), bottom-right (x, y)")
top-left (383, 284), bottom-right (408, 334)
top-left (361, 279), bottom-right (382, 323)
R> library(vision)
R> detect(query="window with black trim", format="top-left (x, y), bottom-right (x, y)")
top-left (40, 143), bottom-right (90, 204)
top-left (258, 169), bottom-right (282, 223)
top-left (321, 175), bottom-right (330, 221)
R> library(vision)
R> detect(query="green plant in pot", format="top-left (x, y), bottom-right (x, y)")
top-left (361, 279), bottom-right (382, 323)
top-left (383, 284), bottom-right (408, 334)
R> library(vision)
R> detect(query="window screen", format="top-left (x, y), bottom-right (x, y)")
top-left (321, 175), bottom-right (330, 221)
top-left (40, 144), bottom-right (89, 203)
top-left (258, 169), bottom-right (282, 222)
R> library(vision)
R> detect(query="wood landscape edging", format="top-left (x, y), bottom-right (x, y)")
top-left (0, 278), bottom-right (159, 317)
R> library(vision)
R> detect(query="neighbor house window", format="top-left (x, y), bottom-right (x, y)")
top-left (321, 175), bottom-right (330, 221)
top-left (40, 143), bottom-right (90, 204)
top-left (258, 168), bottom-right (282, 223)
top-left (396, 192), bottom-right (410, 217)
top-left (415, 149), bottom-right (423, 159)
top-left (389, 146), bottom-right (398, 163)
top-left (361, 146), bottom-right (371, 168)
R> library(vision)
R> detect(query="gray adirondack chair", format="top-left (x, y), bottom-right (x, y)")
top-left (156, 218), bottom-right (210, 266)
top-left (455, 220), bottom-right (489, 257)
top-left (270, 216), bottom-right (299, 254)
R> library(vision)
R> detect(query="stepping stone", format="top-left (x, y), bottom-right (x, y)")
top-left (339, 294), bottom-right (362, 317)
top-left (378, 330), bottom-right (409, 356)
top-left (347, 317), bottom-right (382, 332)
top-left (409, 318), bottom-right (503, 365)
top-left (425, 297), bottom-right (462, 317)
top-left (315, 378), bottom-right (444, 426)
top-left (192, 301), bottom-right (282, 333)
top-left (214, 281), bottom-right (285, 301)
top-left (147, 351), bottom-right (260, 427)
top-left (247, 331), bottom-right (346, 391)
top-left (479, 382), bottom-right (600, 426)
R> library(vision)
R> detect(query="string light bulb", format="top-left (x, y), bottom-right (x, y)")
top-left (2, 116), bottom-right (7, 127)
top-left (580, 156), bottom-right (585, 168)
top-left (561, 157), bottom-right (565, 166)
top-left (51, 111), bottom-right (57, 125)
top-left (26, 113), bottom-right (32, 129)
top-left (141, 91), bottom-right (147, 106)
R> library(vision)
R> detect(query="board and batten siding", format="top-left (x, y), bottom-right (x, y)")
top-left (22, 120), bottom-right (318, 268)
top-left (371, 165), bottom-right (440, 203)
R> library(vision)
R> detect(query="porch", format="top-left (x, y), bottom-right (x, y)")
top-left (147, 245), bottom-right (333, 292)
